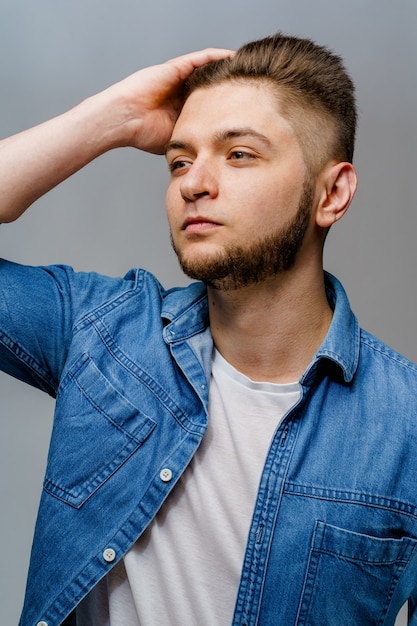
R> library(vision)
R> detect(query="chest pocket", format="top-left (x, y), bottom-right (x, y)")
top-left (297, 521), bottom-right (417, 625)
top-left (44, 354), bottom-right (156, 508)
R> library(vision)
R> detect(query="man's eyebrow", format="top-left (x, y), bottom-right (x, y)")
top-left (213, 127), bottom-right (273, 148)
top-left (164, 140), bottom-right (192, 156)
top-left (165, 127), bottom-right (272, 156)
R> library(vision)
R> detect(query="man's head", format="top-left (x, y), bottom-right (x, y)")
top-left (165, 34), bottom-right (358, 291)
top-left (185, 33), bottom-right (357, 175)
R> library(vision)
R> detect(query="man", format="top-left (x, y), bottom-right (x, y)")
top-left (1, 33), bottom-right (417, 626)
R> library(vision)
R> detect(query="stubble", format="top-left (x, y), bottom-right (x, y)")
top-left (171, 180), bottom-right (314, 291)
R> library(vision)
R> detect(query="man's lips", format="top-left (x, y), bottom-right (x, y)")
top-left (182, 217), bottom-right (222, 233)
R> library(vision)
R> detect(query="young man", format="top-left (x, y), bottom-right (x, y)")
top-left (1, 34), bottom-right (417, 626)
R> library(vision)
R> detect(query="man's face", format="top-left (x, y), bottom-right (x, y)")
top-left (165, 81), bottom-right (314, 290)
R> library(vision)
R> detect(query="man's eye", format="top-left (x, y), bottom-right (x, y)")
top-left (229, 151), bottom-right (255, 161)
top-left (169, 160), bottom-right (190, 172)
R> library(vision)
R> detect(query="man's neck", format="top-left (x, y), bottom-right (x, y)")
top-left (207, 268), bottom-right (332, 384)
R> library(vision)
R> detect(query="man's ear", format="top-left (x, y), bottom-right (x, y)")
top-left (315, 161), bottom-right (357, 228)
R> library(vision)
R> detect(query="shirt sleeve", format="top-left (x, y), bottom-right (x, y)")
top-left (0, 259), bottom-right (80, 396)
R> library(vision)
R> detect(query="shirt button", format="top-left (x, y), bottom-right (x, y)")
top-left (103, 548), bottom-right (116, 562)
top-left (160, 468), bottom-right (173, 482)
top-left (37, 622), bottom-right (48, 626)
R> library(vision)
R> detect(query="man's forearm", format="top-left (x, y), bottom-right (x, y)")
top-left (0, 92), bottom-right (130, 223)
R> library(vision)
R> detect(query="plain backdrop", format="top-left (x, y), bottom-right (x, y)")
top-left (0, 0), bottom-right (416, 623)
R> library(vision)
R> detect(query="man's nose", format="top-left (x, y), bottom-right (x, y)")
top-left (180, 160), bottom-right (218, 202)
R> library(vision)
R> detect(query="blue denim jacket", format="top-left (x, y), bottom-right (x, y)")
top-left (2, 258), bottom-right (417, 626)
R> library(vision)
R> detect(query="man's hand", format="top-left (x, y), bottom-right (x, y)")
top-left (104, 48), bottom-right (234, 154)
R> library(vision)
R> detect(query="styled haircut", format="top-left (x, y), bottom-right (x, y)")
top-left (186, 33), bottom-right (357, 174)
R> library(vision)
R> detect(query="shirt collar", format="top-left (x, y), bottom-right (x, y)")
top-left (309, 271), bottom-right (360, 383)
top-left (162, 272), bottom-right (360, 384)
top-left (162, 281), bottom-right (209, 341)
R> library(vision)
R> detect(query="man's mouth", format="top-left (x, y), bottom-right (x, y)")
top-left (182, 217), bottom-right (222, 233)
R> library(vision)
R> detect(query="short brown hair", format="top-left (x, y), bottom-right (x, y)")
top-left (186, 33), bottom-right (357, 173)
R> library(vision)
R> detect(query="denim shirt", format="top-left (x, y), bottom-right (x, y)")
top-left (2, 259), bottom-right (417, 626)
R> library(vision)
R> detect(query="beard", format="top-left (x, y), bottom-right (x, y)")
top-left (171, 180), bottom-right (314, 292)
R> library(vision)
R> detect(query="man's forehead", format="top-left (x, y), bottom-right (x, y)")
top-left (168, 82), bottom-right (293, 150)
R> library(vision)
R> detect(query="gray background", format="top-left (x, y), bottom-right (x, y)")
top-left (0, 0), bottom-right (416, 623)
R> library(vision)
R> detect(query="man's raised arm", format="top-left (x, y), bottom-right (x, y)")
top-left (0, 48), bottom-right (232, 223)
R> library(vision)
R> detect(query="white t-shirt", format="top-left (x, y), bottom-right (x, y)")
top-left (75, 350), bottom-right (300, 625)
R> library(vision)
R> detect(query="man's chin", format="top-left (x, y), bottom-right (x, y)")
top-left (177, 255), bottom-right (260, 292)
top-left (178, 256), bottom-right (230, 286)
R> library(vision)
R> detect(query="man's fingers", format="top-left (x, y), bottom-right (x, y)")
top-left (166, 48), bottom-right (235, 80)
